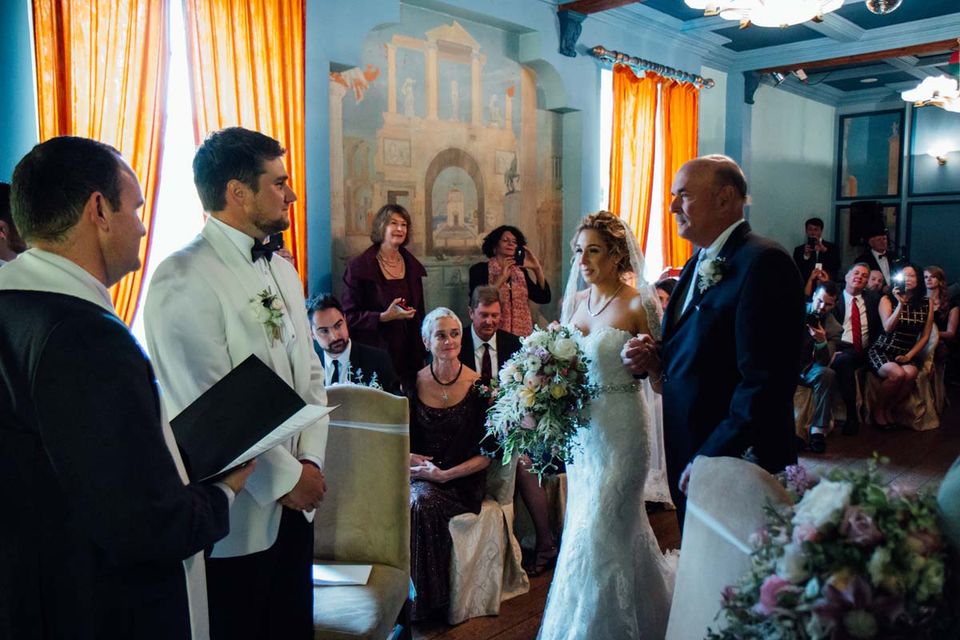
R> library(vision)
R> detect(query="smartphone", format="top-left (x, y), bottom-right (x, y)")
top-left (395, 298), bottom-right (413, 311)
top-left (514, 246), bottom-right (525, 267)
top-left (806, 236), bottom-right (818, 248)
top-left (814, 262), bottom-right (823, 272)
top-left (806, 313), bottom-right (821, 328)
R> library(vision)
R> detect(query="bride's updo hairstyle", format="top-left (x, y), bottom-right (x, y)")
top-left (572, 211), bottom-right (633, 275)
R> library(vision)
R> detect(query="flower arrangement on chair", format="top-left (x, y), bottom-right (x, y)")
top-left (708, 457), bottom-right (957, 640)
top-left (482, 325), bottom-right (597, 478)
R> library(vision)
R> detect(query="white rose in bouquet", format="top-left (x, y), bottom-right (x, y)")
top-left (549, 337), bottom-right (577, 361)
top-left (792, 480), bottom-right (853, 529)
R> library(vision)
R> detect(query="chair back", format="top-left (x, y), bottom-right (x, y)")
top-left (313, 386), bottom-right (410, 571)
top-left (666, 456), bottom-right (792, 640)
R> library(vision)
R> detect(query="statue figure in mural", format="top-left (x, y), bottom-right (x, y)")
top-left (504, 155), bottom-right (519, 195)
top-left (401, 77), bottom-right (416, 118)
top-left (488, 94), bottom-right (502, 128)
top-left (450, 79), bottom-right (460, 121)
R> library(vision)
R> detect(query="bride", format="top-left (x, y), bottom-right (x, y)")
top-left (538, 211), bottom-right (674, 639)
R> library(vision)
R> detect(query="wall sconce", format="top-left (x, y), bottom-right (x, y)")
top-left (771, 71), bottom-right (786, 86)
top-left (927, 147), bottom-right (949, 166)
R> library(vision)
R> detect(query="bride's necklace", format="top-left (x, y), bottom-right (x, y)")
top-left (430, 361), bottom-right (463, 404)
top-left (587, 283), bottom-right (625, 317)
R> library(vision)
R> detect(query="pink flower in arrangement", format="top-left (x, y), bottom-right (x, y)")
top-left (756, 575), bottom-right (794, 616)
top-left (783, 464), bottom-right (817, 495)
top-left (749, 527), bottom-right (770, 549)
top-left (839, 507), bottom-right (883, 546)
top-left (520, 414), bottom-right (537, 430)
top-left (792, 523), bottom-right (820, 544)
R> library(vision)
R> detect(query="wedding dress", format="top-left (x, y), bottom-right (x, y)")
top-left (537, 327), bottom-right (675, 639)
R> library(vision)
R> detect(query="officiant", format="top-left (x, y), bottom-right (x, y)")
top-left (0, 136), bottom-right (255, 638)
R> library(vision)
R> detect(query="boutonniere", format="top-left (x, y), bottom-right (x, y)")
top-left (251, 287), bottom-right (284, 344)
top-left (697, 256), bottom-right (727, 293)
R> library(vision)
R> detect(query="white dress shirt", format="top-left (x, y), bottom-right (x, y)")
top-left (681, 218), bottom-right (746, 314)
top-left (872, 248), bottom-right (891, 286)
top-left (323, 340), bottom-right (352, 385)
top-left (841, 290), bottom-right (870, 347)
top-left (471, 325), bottom-right (499, 375)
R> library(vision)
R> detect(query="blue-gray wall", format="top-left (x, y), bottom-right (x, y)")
top-left (0, 0), bottom-right (38, 181)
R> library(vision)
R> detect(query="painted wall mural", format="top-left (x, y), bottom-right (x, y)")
top-left (328, 5), bottom-right (563, 321)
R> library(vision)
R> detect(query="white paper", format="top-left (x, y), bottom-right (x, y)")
top-left (312, 563), bottom-right (373, 586)
top-left (218, 404), bottom-right (338, 475)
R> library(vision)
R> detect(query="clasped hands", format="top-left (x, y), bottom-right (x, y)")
top-left (279, 461), bottom-right (327, 511)
top-left (410, 453), bottom-right (447, 483)
top-left (620, 334), bottom-right (661, 379)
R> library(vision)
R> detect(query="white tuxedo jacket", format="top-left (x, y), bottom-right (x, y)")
top-left (145, 218), bottom-right (328, 557)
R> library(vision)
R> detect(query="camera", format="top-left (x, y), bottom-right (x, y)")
top-left (806, 236), bottom-right (818, 249)
top-left (514, 246), bottom-right (525, 267)
top-left (805, 313), bottom-right (821, 328)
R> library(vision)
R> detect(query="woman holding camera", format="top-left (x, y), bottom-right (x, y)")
top-left (866, 263), bottom-right (935, 427)
top-left (342, 204), bottom-right (427, 379)
top-left (469, 225), bottom-right (550, 337)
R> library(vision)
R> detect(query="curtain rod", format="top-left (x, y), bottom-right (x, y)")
top-left (590, 45), bottom-right (715, 89)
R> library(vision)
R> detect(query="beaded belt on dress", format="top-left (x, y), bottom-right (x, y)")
top-left (596, 382), bottom-right (642, 394)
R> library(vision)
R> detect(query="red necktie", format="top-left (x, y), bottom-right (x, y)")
top-left (851, 297), bottom-right (863, 353)
top-left (480, 343), bottom-right (492, 384)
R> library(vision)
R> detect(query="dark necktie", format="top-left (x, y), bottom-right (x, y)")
top-left (851, 297), bottom-right (863, 353)
top-left (331, 359), bottom-right (341, 384)
top-left (251, 234), bottom-right (283, 263)
top-left (480, 343), bottom-right (492, 384)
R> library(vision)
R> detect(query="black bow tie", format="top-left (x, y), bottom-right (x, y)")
top-left (876, 253), bottom-right (887, 259)
top-left (251, 235), bottom-right (283, 263)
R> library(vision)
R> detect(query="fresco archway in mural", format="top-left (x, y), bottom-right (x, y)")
top-left (424, 147), bottom-right (485, 257)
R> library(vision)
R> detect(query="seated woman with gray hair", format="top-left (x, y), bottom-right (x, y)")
top-left (406, 307), bottom-right (495, 621)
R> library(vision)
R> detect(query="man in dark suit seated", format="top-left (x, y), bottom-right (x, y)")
top-left (459, 285), bottom-right (522, 385)
top-left (798, 282), bottom-right (842, 453)
top-left (792, 217), bottom-right (840, 284)
top-left (830, 263), bottom-right (883, 435)
top-left (308, 293), bottom-right (400, 394)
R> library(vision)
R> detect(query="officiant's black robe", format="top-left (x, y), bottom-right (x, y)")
top-left (0, 291), bottom-right (230, 639)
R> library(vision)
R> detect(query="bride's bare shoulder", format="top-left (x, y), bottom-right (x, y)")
top-left (624, 287), bottom-right (653, 334)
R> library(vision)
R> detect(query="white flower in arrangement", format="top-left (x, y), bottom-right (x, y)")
top-left (775, 542), bottom-right (810, 583)
top-left (697, 256), bottom-right (727, 293)
top-left (250, 288), bottom-right (285, 344)
top-left (792, 479), bottom-right (853, 529)
top-left (548, 337), bottom-right (578, 360)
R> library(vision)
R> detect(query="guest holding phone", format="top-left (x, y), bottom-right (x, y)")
top-left (867, 264), bottom-right (935, 427)
top-left (469, 225), bottom-right (550, 337)
top-left (342, 204), bottom-right (426, 378)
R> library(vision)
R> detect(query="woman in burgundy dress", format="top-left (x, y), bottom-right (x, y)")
top-left (342, 204), bottom-right (427, 379)
top-left (407, 307), bottom-right (494, 621)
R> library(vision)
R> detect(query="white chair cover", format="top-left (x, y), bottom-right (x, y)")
top-left (666, 457), bottom-right (792, 640)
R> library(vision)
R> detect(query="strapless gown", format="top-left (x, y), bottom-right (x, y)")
top-left (538, 328), bottom-right (675, 640)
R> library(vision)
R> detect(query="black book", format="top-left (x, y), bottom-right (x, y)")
top-left (170, 355), bottom-right (334, 481)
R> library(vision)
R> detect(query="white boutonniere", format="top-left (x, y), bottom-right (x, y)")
top-left (251, 288), bottom-right (284, 344)
top-left (697, 256), bottom-right (727, 293)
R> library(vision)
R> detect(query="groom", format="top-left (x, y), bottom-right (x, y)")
top-left (624, 155), bottom-right (803, 526)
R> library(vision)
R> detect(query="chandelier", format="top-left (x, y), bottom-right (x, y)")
top-left (901, 76), bottom-right (960, 113)
top-left (684, 1), bottom-right (843, 28)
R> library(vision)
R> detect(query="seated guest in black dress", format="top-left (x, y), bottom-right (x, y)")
top-left (867, 264), bottom-right (935, 427)
top-left (925, 266), bottom-right (958, 365)
top-left (408, 307), bottom-right (494, 621)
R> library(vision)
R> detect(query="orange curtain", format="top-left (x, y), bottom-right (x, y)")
top-left (32, 0), bottom-right (168, 324)
top-left (184, 0), bottom-right (308, 286)
top-left (660, 80), bottom-right (699, 269)
top-left (608, 64), bottom-right (658, 253)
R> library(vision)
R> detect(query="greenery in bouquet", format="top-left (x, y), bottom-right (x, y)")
top-left (708, 456), bottom-right (956, 640)
top-left (482, 325), bottom-right (597, 478)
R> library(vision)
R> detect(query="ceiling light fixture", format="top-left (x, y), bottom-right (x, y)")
top-left (865, 0), bottom-right (903, 15)
top-left (860, 77), bottom-right (878, 84)
top-left (684, 0), bottom-right (843, 28)
top-left (901, 75), bottom-right (960, 113)
top-left (771, 71), bottom-right (786, 86)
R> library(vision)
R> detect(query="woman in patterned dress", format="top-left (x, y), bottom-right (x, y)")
top-left (867, 263), bottom-right (935, 426)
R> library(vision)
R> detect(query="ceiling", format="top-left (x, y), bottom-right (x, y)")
top-left (561, 0), bottom-right (960, 107)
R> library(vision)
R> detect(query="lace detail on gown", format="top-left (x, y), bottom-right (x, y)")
top-left (538, 328), bottom-right (675, 640)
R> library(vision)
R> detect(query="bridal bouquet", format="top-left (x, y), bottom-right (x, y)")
top-left (708, 457), bottom-right (956, 640)
top-left (482, 325), bottom-right (596, 478)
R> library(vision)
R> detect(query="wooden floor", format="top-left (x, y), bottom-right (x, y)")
top-left (413, 386), bottom-right (960, 640)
